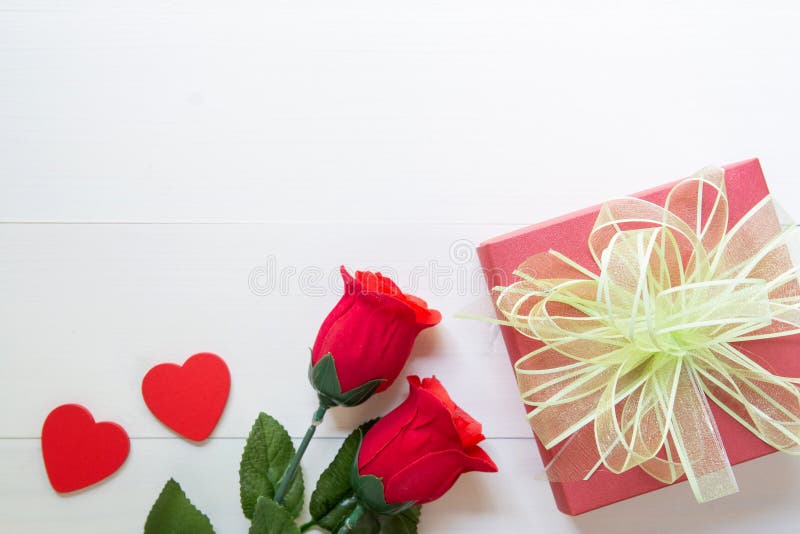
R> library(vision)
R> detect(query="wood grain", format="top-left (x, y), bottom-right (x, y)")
top-left (3, 1), bottom-right (800, 532)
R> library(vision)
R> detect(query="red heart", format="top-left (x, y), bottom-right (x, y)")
top-left (41, 404), bottom-right (130, 493)
top-left (142, 352), bottom-right (230, 442)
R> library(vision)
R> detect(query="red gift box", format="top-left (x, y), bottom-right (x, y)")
top-left (477, 159), bottom-right (800, 515)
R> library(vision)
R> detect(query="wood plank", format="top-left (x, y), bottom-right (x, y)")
top-left (0, 222), bottom-right (529, 438)
top-left (4, 2), bottom-right (800, 531)
top-left (2, 437), bottom-right (799, 533)
top-left (2, 2), bottom-right (799, 223)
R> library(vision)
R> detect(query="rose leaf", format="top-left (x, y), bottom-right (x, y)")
top-left (379, 505), bottom-right (422, 534)
top-left (239, 412), bottom-right (304, 519)
top-left (248, 496), bottom-right (301, 534)
top-left (144, 478), bottom-right (215, 534)
top-left (309, 420), bottom-right (377, 531)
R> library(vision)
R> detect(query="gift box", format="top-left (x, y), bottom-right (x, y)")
top-left (477, 159), bottom-right (800, 515)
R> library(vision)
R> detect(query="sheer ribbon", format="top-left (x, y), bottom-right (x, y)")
top-left (493, 167), bottom-right (800, 502)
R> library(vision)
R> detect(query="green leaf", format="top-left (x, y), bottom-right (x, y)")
top-left (248, 496), bottom-right (301, 534)
top-left (324, 506), bottom-right (421, 534)
top-left (310, 421), bottom-right (377, 531)
top-left (144, 478), bottom-right (215, 534)
top-left (239, 412), bottom-right (304, 520)
top-left (349, 510), bottom-right (381, 534)
top-left (380, 506), bottom-right (422, 534)
top-left (312, 496), bottom-right (358, 532)
top-left (350, 472), bottom-right (414, 516)
top-left (309, 354), bottom-right (383, 407)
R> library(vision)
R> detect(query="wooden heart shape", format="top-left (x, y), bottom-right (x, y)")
top-left (142, 352), bottom-right (230, 441)
top-left (41, 404), bottom-right (130, 493)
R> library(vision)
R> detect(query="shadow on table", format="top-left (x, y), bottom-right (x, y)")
top-left (570, 452), bottom-right (800, 534)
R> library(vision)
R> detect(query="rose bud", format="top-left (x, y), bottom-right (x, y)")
top-left (309, 267), bottom-right (441, 406)
top-left (355, 376), bottom-right (498, 506)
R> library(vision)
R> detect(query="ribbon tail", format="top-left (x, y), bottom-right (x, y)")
top-left (544, 423), bottom-right (601, 482)
top-left (670, 364), bottom-right (738, 502)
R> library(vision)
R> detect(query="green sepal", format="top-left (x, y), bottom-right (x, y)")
top-left (310, 420), bottom-right (378, 531)
top-left (144, 478), bottom-right (215, 534)
top-left (239, 412), bottom-right (304, 520)
top-left (336, 505), bottom-right (421, 534)
top-left (349, 429), bottom-right (416, 516)
top-left (248, 496), bottom-right (301, 534)
top-left (379, 506), bottom-right (422, 534)
top-left (345, 509), bottom-right (381, 534)
top-left (350, 472), bottom-right (416, 516)
top-left (308, 353), bottom-right (384, 408)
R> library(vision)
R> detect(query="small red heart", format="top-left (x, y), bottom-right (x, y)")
top-left (41, 404), bottom-right (130, 493)
top-left (142, 352), bottom-right (230, 442)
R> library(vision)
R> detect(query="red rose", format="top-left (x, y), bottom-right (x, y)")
top-left (311, 267), bottom-right (441, 393)
top-left (357, 376), bottom-right (498, 504)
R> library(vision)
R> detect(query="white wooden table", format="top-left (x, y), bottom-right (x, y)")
top-left (3, 2), bottom-right (800, 532)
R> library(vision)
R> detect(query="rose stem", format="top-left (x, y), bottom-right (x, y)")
top-left (274, 404), bottom-right (328, 505)
top-left (337, 503), bottom-right (366, 533)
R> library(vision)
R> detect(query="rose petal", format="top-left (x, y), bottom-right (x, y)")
top-left (359, 377), bottom-right (464, 478)
top-left (382, 445), bottom-right (498, 504)
top-left (313, 267), bottom-right (419, 391)
top-left (419, 376), bottom-right (486, 448)
top-left (356, 270), bottom-right (402, 297)
top-left (354, 269), bottom-right (441, 327)
top-left (401, 294), bottom-right (443, 326)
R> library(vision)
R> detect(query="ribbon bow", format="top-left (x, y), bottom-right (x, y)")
top-left (494, 167), bottom-right (800, 502)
